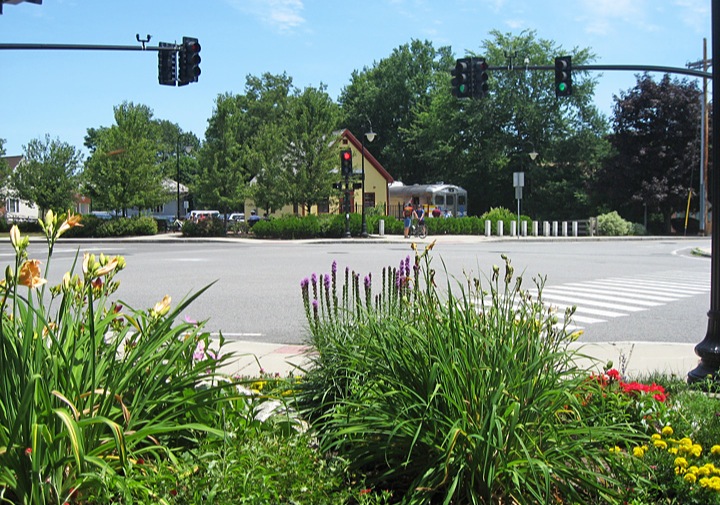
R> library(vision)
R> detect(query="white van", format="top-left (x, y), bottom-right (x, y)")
top-left (186, 210), bottom-right (220, 222)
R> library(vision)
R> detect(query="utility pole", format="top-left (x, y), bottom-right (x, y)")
top-left (687, 39), bottom-right (711, 235)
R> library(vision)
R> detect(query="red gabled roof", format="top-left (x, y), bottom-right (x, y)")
top-left (339, 129), bottom-right (394, 184)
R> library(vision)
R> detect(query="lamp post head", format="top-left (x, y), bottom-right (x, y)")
top-left (365, 130), bottom-right (377, 143)
top-left (529, 150), bottom-right (538, 161)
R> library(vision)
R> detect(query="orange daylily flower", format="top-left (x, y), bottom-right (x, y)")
top-left (18, 260), bottom-right (47, 289)
top-left (57, 213), bottom-right (83, 237)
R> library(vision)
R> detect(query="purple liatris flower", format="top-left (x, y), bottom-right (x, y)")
top-left (300, 277), bottom-right (309, 289)
top-left (364, 274), bottom-right (372, 289)
top-left (332, 260), bottom-right (337, 275)
top-left (324, 273), bottom-right (331, 291)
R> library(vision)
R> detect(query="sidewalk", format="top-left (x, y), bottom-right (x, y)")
top-left (216, 339), bottom-right (700, 380)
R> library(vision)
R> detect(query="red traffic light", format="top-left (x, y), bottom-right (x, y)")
top-left (342, 151), bottom-right (351, 161)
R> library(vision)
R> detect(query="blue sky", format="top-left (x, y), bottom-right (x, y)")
top-left (0, 0), bottom-right (711, 156)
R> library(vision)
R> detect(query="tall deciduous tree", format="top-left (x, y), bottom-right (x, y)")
top-left (13, 134), bottom-right (82, 213)
top-left (340, 40), bottom-right (454, 184)
top-left (83, 102), bottom-right (165, 216)
top-left (284, 85), bottom-right (341, 213)
top-left (595, 74), bottom-right (702, 232)
top-left (405, 30), bottom-right (608, 217)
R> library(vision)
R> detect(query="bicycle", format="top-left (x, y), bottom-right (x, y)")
top-left (410, 220), bottom-right (427, 239)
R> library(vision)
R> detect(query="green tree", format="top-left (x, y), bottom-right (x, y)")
top-left (595, 74), bottom-right (702, 233)
top-left (83, 102), bottom-right (165, 216)
top-left (284, 85), bottom-right (341, 213)
top-left (13, 134), bottom-right (82, 213)
top-left (0, 139), bottom-right (11, 203)
top-left (404, 30), bottom-right (609, 217)
top-left (340, 39), bottom-right (454, 184)
top-left (197, 74), bottom-right (295, 215)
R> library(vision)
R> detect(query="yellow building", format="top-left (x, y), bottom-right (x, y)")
top-left (246, 129), bottom-right (393, 217)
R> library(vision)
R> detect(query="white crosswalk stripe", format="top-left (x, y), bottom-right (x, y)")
top-left (536, 271), bottom-right (710, 330)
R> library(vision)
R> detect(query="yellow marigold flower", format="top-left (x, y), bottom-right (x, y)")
top-left (668, 447), bottom-right (679, 455)
top-left (685, 473), bottom-right (698, 484)
top-left (609, 446), bottom-right (622, 454)
top-left (653, 440), bottom-right (668, 450)
top-left (675, 457), bottom-right (689, 469)
top-left (633, 446), bottom-right (645, 458)
top-left (662, 426), bottom-right (674, 437)
top-left (692, 444), bottom-right (703, 458)
top-left (711, 476), bottom-right (720, 491)
top-left (712, 445), bottom-right (720, 456)
top-left (676, 466), bottom-right (686, 475)
top-left (699, 465), bottom-right (713, 477)
top-left (679, 437), bottom-right (693, 447)
top-left (651, 434), bottom-right (662, 441)
top-left (18, 260), bottom-right (47, 289)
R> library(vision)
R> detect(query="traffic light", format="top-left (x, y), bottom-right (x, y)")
top-left (340, 149), bottom-right (352, 176)
top-left (451, 58), bottom-right (471, 98)
top-left (158, 42), bottom-right (176, 86)
top-left (178, 36), bottom-right (201, 86)
top-left (472, 57), bottom-right (489, 98)
top-left (554, 56), bottom-right (572, 97)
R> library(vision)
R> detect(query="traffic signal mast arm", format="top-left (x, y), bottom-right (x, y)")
top-left (482, 63), bottom-right (711, 79)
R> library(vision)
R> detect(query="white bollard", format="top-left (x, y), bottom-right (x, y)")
top-left (378, 219), bottom-right (385, 236)
top-left (572, 221), bottom-right (578, 237)
top-left (497, 220), bottom-right (504, 237)
top-left (521, 220), bottom-right (528, 237)
top-left (485, 219), bottom-right (492, 237)
top-left (552, 221), bottom-right (559, 236)
top-left (562, 221), bottom-right (568, 237)
top-left (543, 221), bottom-right (550, 236)
top-left (532, 221), bottom-right (539, 236)
top-left (511, 221), bottom-right (517, 237)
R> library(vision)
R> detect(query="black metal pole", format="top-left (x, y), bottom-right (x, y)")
top-left (360, 136), bottom-right (368, 238)
top-left (688, 0), bottom-right (720, 383)
top-left (344, 174), bottom-right (351, 238)
top-left (176, 137), bottom-right (181, 222)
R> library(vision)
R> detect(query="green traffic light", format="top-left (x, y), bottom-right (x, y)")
top-left (558, 82), bottom-right (567, 92)
top-left (459, 84), bottom-right (466, 93)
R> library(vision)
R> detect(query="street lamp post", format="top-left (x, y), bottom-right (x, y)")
top-left (176, 139), bottom-right (192, 222)
top-left (360, 124), bottom-right (377, 238)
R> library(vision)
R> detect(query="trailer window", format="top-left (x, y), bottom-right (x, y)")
top-left (446, 195), bottom-right (454, 205)
top-left (434, 195), bottom-right (445, 205)
top-left (458, 195), bottom-right (466, 205)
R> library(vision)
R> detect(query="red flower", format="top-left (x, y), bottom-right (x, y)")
top-left (24, 448), bottom-right (32, 456)
top-left (359, 488), bottom-right (372, 495)
top-left (606, 368), bottom-right (621, 382)
top-left (169, 489), bottom-right (177, 496)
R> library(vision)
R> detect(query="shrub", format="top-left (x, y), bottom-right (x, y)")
top-left (597, 211), bottom-right (634, 236)
top-left (478, 206), bottom-right (530, 235)
top-left (182, 216), bottom-right (227, 237)
top-left (298, 247), bottom-right (640, 504)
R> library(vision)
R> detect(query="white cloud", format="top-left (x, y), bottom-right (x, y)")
top-left (226, 0), bottom-right (305, 33)
top-left (576, 0), bottom-right (659, 36)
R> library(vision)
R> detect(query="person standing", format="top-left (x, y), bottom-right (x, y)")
top-left (403, 200), bottom-right (414, 238)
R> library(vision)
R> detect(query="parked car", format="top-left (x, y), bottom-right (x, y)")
top-left (228, 212), bottom-right (245, 223)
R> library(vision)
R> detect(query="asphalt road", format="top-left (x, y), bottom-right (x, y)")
top-left (4, 235), bottom-right (712, 347)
